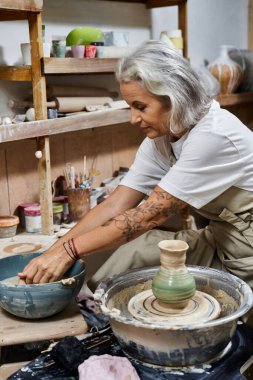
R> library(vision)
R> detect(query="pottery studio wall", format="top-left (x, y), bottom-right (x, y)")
top-left (0, 0), bottom-right (249, 215)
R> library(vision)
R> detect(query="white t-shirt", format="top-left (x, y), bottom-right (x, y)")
top-left (120, 100), bottom-right (253, 209)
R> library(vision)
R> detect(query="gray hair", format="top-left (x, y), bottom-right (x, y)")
top-left (116, 40), bottom-right (212, 135)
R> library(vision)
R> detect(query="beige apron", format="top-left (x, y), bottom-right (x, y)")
top-left (89, 187), bottom-right (253, 298)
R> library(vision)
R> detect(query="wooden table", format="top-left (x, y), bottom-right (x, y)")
top-left (0, 302), bottom-right (88, 379)
top-left (0, 233), bottom-right (88, 379)
top-left (0, 301), bottom-right (88, 346)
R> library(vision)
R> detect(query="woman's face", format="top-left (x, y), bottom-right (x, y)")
top-left (120, 80), bottom-right (171, 139)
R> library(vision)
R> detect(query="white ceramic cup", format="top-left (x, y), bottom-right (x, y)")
top-left (21, 42), bottom-right (51, 64)
top-left (71, 45), bottom-right (85, 58)
top-left (43, 42), bottom-right (51, 58)
top-left (20, 43), bottom-right (31, 65)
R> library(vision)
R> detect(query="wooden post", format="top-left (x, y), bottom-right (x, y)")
top-left (28, 12), bottom-right (54, 235)
top-left (178, 1), bottom-right (188, 58)
top-left (249, 0), bottom-right (253, 50)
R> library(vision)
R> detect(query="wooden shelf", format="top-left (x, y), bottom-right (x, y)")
top-left (0, 108), bottom-right (131, 143)
top-left (0, 57), bottom-right (118, 80)
top-left (0, 0), bottom-right (188, 235)
top-left (215, 92), bottom-right (253, 107)
top-left (0, 66), bottom-right (32, 81)
top-left (42, 57), bottom-right (118, 75)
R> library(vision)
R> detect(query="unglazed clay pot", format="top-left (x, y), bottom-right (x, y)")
top-left (208, 45), bottom-right (244, 95)
top-left (151, 239), bottom-right (196, 307)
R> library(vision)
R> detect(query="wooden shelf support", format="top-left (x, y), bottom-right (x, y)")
top-left (28, 10), bottom-right (53, 235)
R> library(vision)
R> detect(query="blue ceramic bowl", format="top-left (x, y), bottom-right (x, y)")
top-left (0, 252), bottom-right (85, 319)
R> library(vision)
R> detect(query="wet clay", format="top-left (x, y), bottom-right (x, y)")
top-left (128, 289), bottom-right (221, 325)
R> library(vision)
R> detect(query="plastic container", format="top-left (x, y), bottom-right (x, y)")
top-left (52, 203), bottom-right (64, 225)
top-left (24, 206), bottom-right (41, 233)
top-left (0, 216), bottom-right (19, 238)
top-left (53, 196), bottom-right (69, 220)
top-left (18, 202), bottom-right (40, 229)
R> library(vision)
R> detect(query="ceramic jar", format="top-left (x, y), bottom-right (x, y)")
top-left (24, 206), bottom-right (41, 233)
top-left (152, 240), bottom-right (196, 307)
top-left (0, 215), bottom-right (19, 238)
top-left (208, 45), bottom-right (244, 95)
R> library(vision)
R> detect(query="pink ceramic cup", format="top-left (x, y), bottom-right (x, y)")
top-left (85, 45), bottom-right (96, 58)
top-left (71, 45), bottom-right (85, 58)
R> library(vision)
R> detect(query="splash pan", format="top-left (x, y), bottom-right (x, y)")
top-left (94, 266), bottom-right (253, 366)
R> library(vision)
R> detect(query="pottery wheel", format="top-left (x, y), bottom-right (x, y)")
top-left (128, 289), bottom-right (221, 325)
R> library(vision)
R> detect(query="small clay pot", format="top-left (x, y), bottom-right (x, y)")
top-left (152, 240), bottom-right (196, 307)
top-left (0, 215), bottom-right (19, 238)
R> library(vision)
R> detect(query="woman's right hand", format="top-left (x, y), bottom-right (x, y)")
top-left (18, 245), bottom-right (74, 284)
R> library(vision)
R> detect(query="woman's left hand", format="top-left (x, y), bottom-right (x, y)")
top-left (18, 246), bottom-right (74, 284)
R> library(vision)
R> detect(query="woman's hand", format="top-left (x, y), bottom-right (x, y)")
top-left (18, 246), bottom-right (74, 284)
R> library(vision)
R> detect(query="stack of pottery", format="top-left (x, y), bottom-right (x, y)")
top-left (208, 45), bottom-right (244, 95)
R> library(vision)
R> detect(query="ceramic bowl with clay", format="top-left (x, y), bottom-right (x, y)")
top-left (0, 252), bottom-right (85, 319)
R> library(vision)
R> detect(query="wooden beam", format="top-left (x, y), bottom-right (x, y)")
top-left (0, 0), bottom-right (43, 12)
top-left (146, 0), bottom-right (186, 8)
top-left (28, 11), bottom-right (53, 235)
top-left (37, 136), bottom-right (53, 235)
top-left (179, 1), bottom-right (188, 58)
top-left (0, 10), bottom-right (29, 20)
top-left (0, 66), bottom-right (32, 81)
top-left (42, 58), bottom-right (118, 75)
top-left (98, 0), bottom-right (146, 3)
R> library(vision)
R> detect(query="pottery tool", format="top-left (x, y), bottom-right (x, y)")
top-left (64, 163), bottom-right (76, 189)
top-left (10, 97), bottom-right (113, 112)
top-left (69, 166), bottom-right (75, 189)
top-left (24, 98), bottom-right (112, 121)
top-left (47, 97), bottom-right (113, 113)
top-left (83, 155), bottom-right (87, 180)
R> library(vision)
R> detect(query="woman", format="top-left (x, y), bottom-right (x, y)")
top-left (19, 41), bottom-right (253, 304)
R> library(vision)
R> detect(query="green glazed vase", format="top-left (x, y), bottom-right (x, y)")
top-left (152, 240), bottom-right (196, 308)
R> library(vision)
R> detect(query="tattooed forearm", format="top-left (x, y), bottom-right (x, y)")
top-left (102, 189), bottom-right (186, 243)
top-left (102, 211), bottom-right (144, 241)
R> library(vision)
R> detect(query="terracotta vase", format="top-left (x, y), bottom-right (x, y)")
top-left (152, 240), bottom-right (196, 307)
top-left (208, 45), bottom-right (244, 95)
